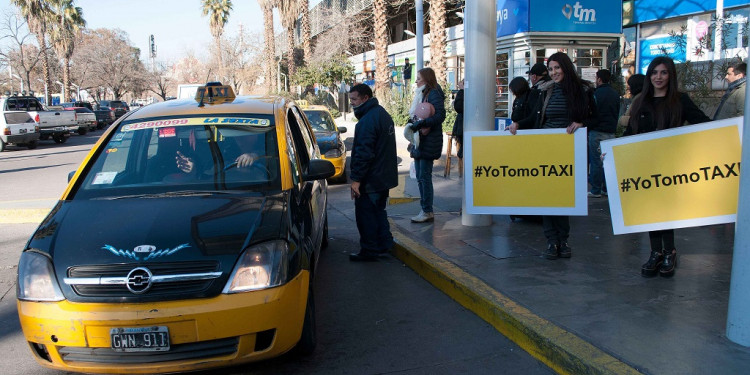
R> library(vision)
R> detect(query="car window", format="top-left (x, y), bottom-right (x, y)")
top-left (74, 115), bottom-right (280, 199)
top-left (286, 108), bottom-right (311, 170)
top-left (4, 112), bottom-right (34, 124)
top-left (303, 110), bottom-right (337, 132)
top-left (292, 107), bottom-right (317, 158)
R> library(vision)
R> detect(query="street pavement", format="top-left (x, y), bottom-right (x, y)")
top-left (335, 114), bottom-right (750, 375)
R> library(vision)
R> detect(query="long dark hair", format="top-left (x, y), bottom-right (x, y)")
top-left (418, 67), bottom-right (439, 91)
top-left (628, 56), bottom-right (682, 132)
top-left (547, 52), bottom-right (590, 122)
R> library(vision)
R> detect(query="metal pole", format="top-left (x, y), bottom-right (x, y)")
top-left (277, 58), bottom-right (282, 92)
top-left (726, 60), bottom-right (750, 346)
top-left (715, 0), bottom-right (724, 61)
top-left (460, 0), bottom-right (494, 227)
top-left (415, 0), bottom-right (424, 71)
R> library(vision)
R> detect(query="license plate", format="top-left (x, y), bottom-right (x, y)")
top-left (110, 326), bottom-right (170, 352)
top-left (19, 128), bottom-right (27, 134)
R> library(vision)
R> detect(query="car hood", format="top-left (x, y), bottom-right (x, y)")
top-left (29, 193), bottom-right (286, 268)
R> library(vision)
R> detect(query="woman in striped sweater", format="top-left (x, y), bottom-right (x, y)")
top-left (512, 52), bottom-right (597, 260)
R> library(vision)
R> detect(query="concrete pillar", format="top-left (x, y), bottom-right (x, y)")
top-left (460, 0), bottom-right (494, 227)
top-left (726, 62), bottom-right (750, 346)
top-left (415, 0), bottom-right (424, 71)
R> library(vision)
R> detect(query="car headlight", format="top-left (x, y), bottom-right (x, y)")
top-left (223, 240), bottom-right (289, 293)
top-left (325, 148), bottom-right (343, 158)
top-left (17, 251), bottom-right (64, 302)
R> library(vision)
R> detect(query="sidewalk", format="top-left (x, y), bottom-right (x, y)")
top-left (334, 115), bottom-right (750, 375)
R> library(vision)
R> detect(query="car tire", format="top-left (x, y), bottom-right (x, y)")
top-left (53, 134), bottom-right (67, 144)
top-left (78, 127), bottom-right (88, 136)
top-left (26, 140), bottom-right (38, 150)
top-left (293, 285), bottom-right (317, 356)
top-left (39, 134), bottom-right (49, 141)
top-left (0, 140), bottom-right (5, 152)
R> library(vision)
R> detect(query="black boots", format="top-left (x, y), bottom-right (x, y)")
top-left (660, 249), bottom-right (677, 277)
top-left (544, 242), bottom-right (571, 260)
top-left (544, 243), bottom-right (558, 259)
top-left (641, 249), bottom-right (676, 277)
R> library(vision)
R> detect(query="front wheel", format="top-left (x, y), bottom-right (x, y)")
top-left (78, 127), bottom-right (88, 136)
top-left (0, 139), bottom-right (5, 152)
top-left (293, 285), bottom-right (317, 356)
top-left (53, 134), bottom-right (67, 144)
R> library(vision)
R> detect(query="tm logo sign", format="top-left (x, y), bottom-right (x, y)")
top-left (561, 1), bottom-right (596, 23)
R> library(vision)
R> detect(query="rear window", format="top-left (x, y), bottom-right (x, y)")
top-left (110, 101), bottom-right (129, 109)
top-left (4, 97), bottom-right (43, 111)
top-left (4, 112), bottom-right (34, 124)
top-left (74, 108), bottom-right (93, 113)
top-left (74, 115), bottom-right (281, 199)
top-left (304, 110), bottom-right (337, 132)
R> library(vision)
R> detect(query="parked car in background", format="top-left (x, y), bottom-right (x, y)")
top-left (0, 94), bottom-right (76, 143)
top-left (62, 102), bottom-right (112, 129)
top-left (16, 82), bottom-right (334, 374)
top-left (1, 110), bottom-right (39, 151)
top-left (300, 104), bottom-right (348, 183)
top-left (100, 100), bottom-right (130, 120)
top-left (64, 107), bottom-right (97, 135)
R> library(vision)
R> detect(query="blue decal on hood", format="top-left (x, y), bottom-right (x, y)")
top-left (102, 243), bottom-right (190, 261)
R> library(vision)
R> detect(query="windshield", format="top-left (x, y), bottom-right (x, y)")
top-left (74, 115), bottom-right (281, 199)
top-left (304, 110), bottom-right (337, 132)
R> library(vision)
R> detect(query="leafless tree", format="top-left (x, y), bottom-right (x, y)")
top-left (0, 12), bottom-right (44, 93)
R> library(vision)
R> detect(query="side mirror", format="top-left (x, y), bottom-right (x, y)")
top-left (337, 126), bottom-right (347, 133)
top-left (67, 170), bottom-right (76, 182)
top-left (303, 159), bottom-right (335, 181)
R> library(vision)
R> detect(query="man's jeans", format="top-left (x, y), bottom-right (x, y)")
top-left (588, 130), bottom-right (614, 195)
top-left (414, 158), bottom-right (434, 213)
top-left (355, 191), bottom-right (393, 254)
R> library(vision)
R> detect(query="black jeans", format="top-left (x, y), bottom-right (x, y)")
top-left (542, 215), bottom-right (570, 245)
top-left (355, 190), bottom-right (393, 254)
top-left (649, 230), bottom-right (675, 252)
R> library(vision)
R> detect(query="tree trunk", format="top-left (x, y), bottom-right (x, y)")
top-left (429, 0), bottom-right (447, 85)
top-left (64, 58), bottom-right (72, 101)
top-left (262, 2), bottom-right (276, 94)
top-left (373, 0), bottom-right (389, 96)
top-left (36, 33), bottom-right (53, 104)
top-left (286, 26), bottom-right (296, 83)
top-left (300, 0), bottom-right (312, 64)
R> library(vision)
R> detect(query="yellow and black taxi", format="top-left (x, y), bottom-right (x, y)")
top-left (299, 104), bottom-right (347, 183)
top-left (16, 83), bottom-right (334, 374)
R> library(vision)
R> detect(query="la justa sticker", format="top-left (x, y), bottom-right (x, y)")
top-left (102, 243), bottom-right (190, 261)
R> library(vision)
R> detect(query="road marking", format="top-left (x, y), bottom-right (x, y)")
top-left (0, 209), bottom-right (49, 224)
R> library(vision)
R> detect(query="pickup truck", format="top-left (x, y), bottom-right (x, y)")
top-left (1, 110), bottom-right (40, 151)
top-left (62, 102), bottom-right (114, 129)
top-left (0, 95), bottom-right (77, 143)
top-left (64, 107), bottom-right (97, 135)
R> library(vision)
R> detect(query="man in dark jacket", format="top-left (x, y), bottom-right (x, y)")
top-left (348, 84), bottom-right (398, 261)
top-left (588, 69), bottom-right (620, 197)
top-left (508, 62), bottom-right (552, 133)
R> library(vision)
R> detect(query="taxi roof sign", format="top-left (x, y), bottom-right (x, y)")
top-left (195, 82), bottom-right (236, 105)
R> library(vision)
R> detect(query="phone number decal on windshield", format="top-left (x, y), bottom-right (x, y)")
top-left (122, 117), bottom-right (270, 131)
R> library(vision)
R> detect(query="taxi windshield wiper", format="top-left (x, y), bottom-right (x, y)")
top-left (95, 190), bottom-right (236, 200)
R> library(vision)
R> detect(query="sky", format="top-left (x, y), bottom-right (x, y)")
top-left (1, 0), bottom-right (290, 63)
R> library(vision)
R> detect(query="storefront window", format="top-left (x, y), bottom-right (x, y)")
top-left (495, 52), bottom-right (509, 117)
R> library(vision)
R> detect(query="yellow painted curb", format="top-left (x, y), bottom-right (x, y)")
top-left (388, 197), bottom-right (419, 205)
top-left (0, 209), bottom-right (49, 224)
top-left (390, 222), bottom-right (642, 375)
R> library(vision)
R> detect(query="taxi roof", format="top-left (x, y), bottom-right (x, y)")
top-left (124, 95), bottom-right (287, 121)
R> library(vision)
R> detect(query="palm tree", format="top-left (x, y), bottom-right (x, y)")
top-left (11, 0), bottom-right (53, 104)
top-left (201, 0), bottom-right (233, 80)
top-left (258, 0), bottom-right (277, 94)
top-left (278, 0), bottom-right (299, 81)
top-left (299, 0), bottom-right (311, 63)
top-left (49, 0), bottom-right (85, 102)
top-left (429, 0), bottom-right (447, 84)
top-left (373, 0), bottom-right (389, 95)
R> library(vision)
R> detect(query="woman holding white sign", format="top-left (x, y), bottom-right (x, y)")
top-left (624, 56), bottom-right (710, 278)
top-left (511, 52), bottom-right (597, 260)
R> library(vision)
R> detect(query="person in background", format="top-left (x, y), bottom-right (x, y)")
top-left (509, 77), bottom-right (531, 123)
top-left (623, 56), bottom-right (710, 278)
top-left (452, 79), bottom-right (464, 160)
top-left (407, 67), bottom-right (445, 223)
top-left (509, 52), bottom-right (597, 260)
top-left (617, 74), bottom-right (646, 135)
top-left (348, 84), bottom-right (399, 262)
top-left (403, 58), bottom-right (412, 88)
top-left (714, 61), bottom-right (746, 120)
top-left (588, 69), bottom-right (620, 198)
top-left (508, 62), bottom-right (551, 133)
